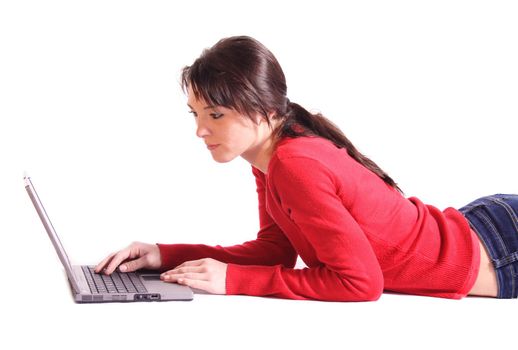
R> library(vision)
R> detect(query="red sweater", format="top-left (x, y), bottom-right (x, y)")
top-left (158, 136), bottom-right (480, 301)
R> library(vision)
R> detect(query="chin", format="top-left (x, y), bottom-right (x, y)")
top-left (211, 153), bottom-right (237, 163)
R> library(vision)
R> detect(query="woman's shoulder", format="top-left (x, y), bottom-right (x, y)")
top-left (273, 136), bottom-right (339, 160)
top-left (268, 136), bottom-right (351, 176)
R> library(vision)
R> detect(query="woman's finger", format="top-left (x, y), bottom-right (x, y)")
top-left (103, 249), bottom-right (132, 275)
top-left (162, 272), bottom-right (206, 282)
top-left (119, 256), bottom-right (149, 273)
top-left (161, 258), bottom-right (226, 295)
top-left (174, 258), bottom-right (207, 269)
top-left (94, 252), bottom-right (117, 273)
top-left (166, 261), bottom-right (209, 275)
top-left (161, 266), bottom-right (205, 278)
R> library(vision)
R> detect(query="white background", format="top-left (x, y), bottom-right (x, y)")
top-left (1, 1), bottom-right (517, 349)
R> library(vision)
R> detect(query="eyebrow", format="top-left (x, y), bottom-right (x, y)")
top-left (187, 103), bottom-right (216, 110)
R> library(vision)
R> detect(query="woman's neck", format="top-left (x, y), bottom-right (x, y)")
top-left (241, 120), bottom-right (280, 173)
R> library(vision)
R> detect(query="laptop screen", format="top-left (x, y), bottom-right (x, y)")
top-left (24, 175), bottom-right (81, 293)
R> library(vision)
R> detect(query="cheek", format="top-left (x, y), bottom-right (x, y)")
top-left (238, 121), bottom-right (259, 140)
top-left (224, 124), bottom-right (254, 146)
top-left (213, 131), bottom-right (253, 162)
top-left (215, 115), bottom-right (258, 153)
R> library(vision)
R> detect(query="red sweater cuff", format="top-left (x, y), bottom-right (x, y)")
top-left (225, 263), bottom-right (286, 297)
top-left (156, 243), bottom-right (194, 272)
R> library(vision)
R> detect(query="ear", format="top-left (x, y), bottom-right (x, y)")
top-left (256, 111), bottom-right (276, 125)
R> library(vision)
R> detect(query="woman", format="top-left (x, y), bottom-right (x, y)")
top-left (96, 36), bottom-right (517, 301)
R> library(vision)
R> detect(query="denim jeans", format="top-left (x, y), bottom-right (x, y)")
top-left (459, 194), bottom-right (518, 298)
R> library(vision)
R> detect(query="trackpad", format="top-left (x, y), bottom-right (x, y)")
top-left (141, 274), bottom-right (161, 281)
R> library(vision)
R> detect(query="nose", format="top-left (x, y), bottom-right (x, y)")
top-left (195, 118), bottom-right (211, 139)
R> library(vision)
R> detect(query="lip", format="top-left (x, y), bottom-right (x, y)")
top-left (206, 144), bottom-right (220, 151)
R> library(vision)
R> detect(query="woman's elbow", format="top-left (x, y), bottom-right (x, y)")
top-left (340, 271), bottom-right (384, 302)
top-left (361, 270), bottom-right (384, 301)
top-left (362, 280), bottom-right (383, 301)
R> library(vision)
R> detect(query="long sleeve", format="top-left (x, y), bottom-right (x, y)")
top-left (225, 156), bottom-right (384, 301)
top-left (157, 167), bottom-right (297, 271)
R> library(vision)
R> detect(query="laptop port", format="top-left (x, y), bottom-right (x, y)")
top-left (134, 294), bottom-right (146, 300)
top-left (134, 293), bottom-right (160, 301)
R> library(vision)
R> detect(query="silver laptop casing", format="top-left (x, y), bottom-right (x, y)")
top-left (24, 175), bottom-right (193, 303)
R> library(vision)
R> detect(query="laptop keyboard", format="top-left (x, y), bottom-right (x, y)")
top-left (82, 266), bottom-right (147, 294)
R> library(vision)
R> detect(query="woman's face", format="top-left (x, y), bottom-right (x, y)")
top-left (187, 87), bottom-right (268, 164)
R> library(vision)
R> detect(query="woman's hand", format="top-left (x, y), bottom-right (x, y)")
top-left (160, 258), bottom-right (227, 294)
top-left (94, 241), bottom-right (162, 275)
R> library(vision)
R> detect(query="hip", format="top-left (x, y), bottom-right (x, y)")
top-left (460, 194), bottom-right (518, 299)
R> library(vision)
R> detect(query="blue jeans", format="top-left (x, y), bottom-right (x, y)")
top-left (459, 194), bottom-right (518, 298)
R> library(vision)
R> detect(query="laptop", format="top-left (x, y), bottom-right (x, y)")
top-left (24, 175), bottom-right (193, 303)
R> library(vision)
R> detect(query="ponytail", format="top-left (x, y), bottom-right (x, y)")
top-left (277, 101), bottom-right (402, 193)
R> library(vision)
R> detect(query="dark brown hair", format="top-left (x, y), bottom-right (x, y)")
top-left (181, 36), bottom-right (401, 193)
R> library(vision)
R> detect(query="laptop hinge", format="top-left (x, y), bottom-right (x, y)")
top-left (71, 265), bottom-right (91, 294)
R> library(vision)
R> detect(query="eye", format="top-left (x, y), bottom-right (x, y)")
top-left (210, 113), bottom-right (224, 120)
top-left (188, 110), bottom-right (197, 118)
